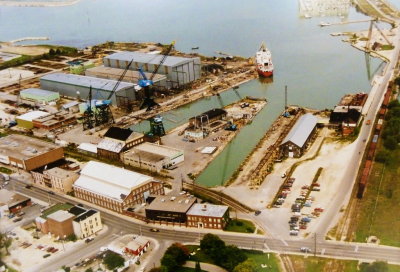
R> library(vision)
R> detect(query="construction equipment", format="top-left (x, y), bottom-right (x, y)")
top-left (82, 59), bottom-right (134, 130)
top-left (138, 41), bottom-right (175, 111)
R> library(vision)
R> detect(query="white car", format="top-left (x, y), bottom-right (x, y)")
top-left (300, 247), bottom-right (311, 253)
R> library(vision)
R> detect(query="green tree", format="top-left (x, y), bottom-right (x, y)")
top-left (0, 232), bottom-right (12, 255)
top-left (161, 254), bottom-right (178, 272)
top-left (233, 259), bottom-right (258, 272)
top-left (164, 243), bottom-right (189, 265)
top-left (360, 261), bottom-right (389, 272)
top-left (195, 261), bottom-right (201, 272)
top-left (375, 150), bottom-right (391, 163)
top-left (66, 233), bottom-right (77, 242)
top-left (103, 252), bottom-right (125, 270)
top-left (384, 135), bottom-right (397, 150)
top-left (218, 245), bottom-right (247, 271)
top-left (85, 268), bottom-right (93, 272)
top-left (200, 233), bottom-right (226, 260)
top-left (49, 48), bottom-right (56, 55)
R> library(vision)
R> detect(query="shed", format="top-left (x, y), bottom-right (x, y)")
top-left (280, 113), bottom-right (318, 158)
top-left (16, 111), bottom-right (49, 129)
top-left (20, 88), bottom-right (60, 104)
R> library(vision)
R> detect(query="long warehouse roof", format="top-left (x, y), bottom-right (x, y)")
top-left (105, 51), bottom-right (198, 67)
top-left (20, 88), bottom-right (59, 97)
top-left (73, 161), bottom-right (153, 202)
top-left (41, 73), bottom-right (135, 92)
top-left (86, 65), bottom-right (166, 83)
top-left (281, 113), bottom-right (318, 148)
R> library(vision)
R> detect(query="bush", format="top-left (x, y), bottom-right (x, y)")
top-left (66, 234), bottom-right (77, 242)
top-left (375, 150), bottom-right (391, 163)
top-left (103, 252), bottom-right (125, 270)
top-left (236, 221), bottom-right (243, 226)
top-left (383, 136), bottom-right (397, 150)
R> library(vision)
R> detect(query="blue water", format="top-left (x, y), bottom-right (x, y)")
top-left (0, 0), bottom-right (385, 186)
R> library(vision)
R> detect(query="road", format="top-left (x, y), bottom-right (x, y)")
top-left (11, 179), bottom-right (400, 272)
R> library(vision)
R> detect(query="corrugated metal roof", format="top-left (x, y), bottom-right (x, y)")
top-left (134, 142), bottom-right (183, 158)
top-left (62, 101), bottom-right (80, 109)
top-left (104, 51), bottom-right (196, 67)
top-left (41, 73), bottom-right (135, 92)
top-left (17, 111), bottom-right (49, 122)
top-left (77, 143), bottom-right (97, 153)
top-left (20, 88), bottom-right (59, 97)
top-left (281, 113), bottom-right (318, 148)
top-left (73, 161), bottom-right (153, 202)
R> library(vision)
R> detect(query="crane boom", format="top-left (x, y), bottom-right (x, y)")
top-left (107, 58), bottom-right (134, 100)
top-left (150, 41), bottom-right (175, 81)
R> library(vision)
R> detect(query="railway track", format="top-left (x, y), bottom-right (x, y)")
top-left (183, 182), bottom-right (253, 213)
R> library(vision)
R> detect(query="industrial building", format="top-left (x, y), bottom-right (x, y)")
top-left (280, 113), bottom-right (318, 158)
top-left (0, 134), bottom-right (64, 171)
top-left (40, 73), bottom-right (137, 106)
top-left (107, 235), bottom-right (150, 261)
top-left (145, 195), bottom-right (197, 223)
top-left (103, 51), bottom-right (201, 88)
top-left (73, 161), bottom-right (164, 213)
top-left (122, 142), bottom-right (184, 172)
top-left (185, 108), bottom-right (227, 139)
top-left (97, 127), bottom-right (144, 160)
top-left (16, 111), bottom-right (49, 129)
top-left (20, 88), bottom-right (60, 105)
top-left (329, 93), bottom-right (367, 135)
top-left (32, 111), bottom-right (77, 131)
top-left (31, 159), bottom-right (79, 189)
top-left (0, 189), bottom-right (32, 217)
top-left (86, 65), bottom-right (167, 87)
top-left (187, 203), bottom-right (230, 229)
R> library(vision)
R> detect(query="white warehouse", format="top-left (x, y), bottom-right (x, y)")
top-left (103, 51), bottom-right (201, 88)
top-left (40, 73), bottom-right (137, 106)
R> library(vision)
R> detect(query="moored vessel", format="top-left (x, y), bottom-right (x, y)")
top-left (256, 42), bottom-right (274, 77)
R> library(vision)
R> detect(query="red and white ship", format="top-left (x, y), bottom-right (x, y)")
top-left (256, 42), bottom-right (274, 77)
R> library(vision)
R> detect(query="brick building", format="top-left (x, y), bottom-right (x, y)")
top-left (186, 203), bottom-right (229, 229)
top-left (73, 161), bottom-right (164, 213)
top-left (0, 134), bottom-right (64, 171)
top-left (97, 127), bottom-right (144, 160)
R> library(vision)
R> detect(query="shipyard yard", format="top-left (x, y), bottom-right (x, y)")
top-left (1, 0), bottom-right (400, 271)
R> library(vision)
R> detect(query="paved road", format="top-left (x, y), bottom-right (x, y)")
top-left (12, 179), bottom-right (400, 270)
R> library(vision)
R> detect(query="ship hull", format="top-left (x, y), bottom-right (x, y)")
top-left (257, 69), bottom-right (273, 78)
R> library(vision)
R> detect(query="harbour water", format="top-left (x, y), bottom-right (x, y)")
top-left (0, 0), bottom-right (385, 186)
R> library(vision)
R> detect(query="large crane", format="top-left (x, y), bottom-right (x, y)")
top-left (138, 41), bottom-right (175, 111)
top-left (82, 59), bottom-right (134, 130)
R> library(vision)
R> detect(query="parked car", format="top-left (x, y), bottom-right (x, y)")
top-left (254, 210), bottom-right (261, 216)
top-left (25, 185), bottom-right (32, 189)
top-left (281, 173), bottom-right (287, 178)
top-left (300, 247), bottom-right (311, 253)
top-left (13, 217), bottom-right (22, 223)
top-left (150, 228), bottom-right (160, 232)
top-left (85, 238), bottom-right (94, 243)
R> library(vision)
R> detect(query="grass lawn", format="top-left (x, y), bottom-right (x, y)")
top-left (0, 167), bottom-right (13, 174)
top-left (225, 219), bottom-right (256, 233)
top-left (41, 203), bottom-right (74, 218)
top-left (353, 145), bottom-right (400, 247)
top-left (243, 249), bottom-right (281, 272)
top-left (286, 255), bottom-right (359, 272)
top-left (186, 246), bottom-right (281, 272)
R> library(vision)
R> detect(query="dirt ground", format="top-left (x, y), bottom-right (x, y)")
top-left (222, 126), bottom-right (357, 239)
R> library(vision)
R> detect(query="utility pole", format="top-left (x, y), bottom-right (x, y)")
top-left (314, 233), bottom-right (317, 257)
top-left (285, 85), bottom-right (288, 110)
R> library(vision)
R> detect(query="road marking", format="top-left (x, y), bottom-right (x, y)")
top-left (321, 248), bottom-right (325, 255)
top-left (280, 239), bottom-right (288, 246)
top-left (354, 245), bottom-right (359, 252)
top-left (263, 243), bottom-right (270, 250)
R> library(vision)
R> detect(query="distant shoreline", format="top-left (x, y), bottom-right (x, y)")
top-left (0, 0), bottom-right (80, 7)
